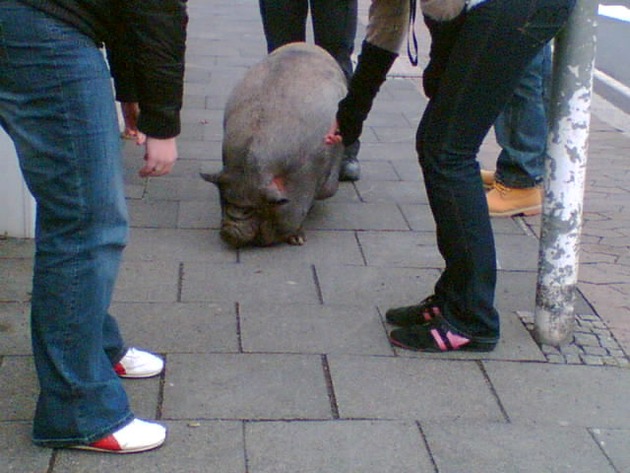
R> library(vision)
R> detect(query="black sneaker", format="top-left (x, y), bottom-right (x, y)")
top-left (389, 319), bottom-right (497, 353)
top-left (339, 141), bottom-right (360, 182)
top-left (385, 295), bottom-right (442, 327)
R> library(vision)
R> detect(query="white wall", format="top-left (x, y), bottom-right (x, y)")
top-left (0, 127), bottom-right (36, 238)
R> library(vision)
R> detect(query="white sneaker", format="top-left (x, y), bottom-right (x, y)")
top-left (71, 419), bottom-right (166, 453)
top-left (114, 348), bottom-right (164, 378)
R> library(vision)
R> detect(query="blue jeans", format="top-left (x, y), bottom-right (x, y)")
top-left (416, 0), bottom-right (575, 340)
top-left (258, 0), bottom-right (358, 81)
top-left (0, 2), bottom-right (133, 447)
top-left (494, 43), bottom-right (552, 188)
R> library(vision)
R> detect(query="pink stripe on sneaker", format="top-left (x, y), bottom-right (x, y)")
top-left (430, 328), bottom-right (447, 351)
top-left (446, 331), bottom-right (470, 349)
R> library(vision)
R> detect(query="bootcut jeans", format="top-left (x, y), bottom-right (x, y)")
top-left (0, 1), bottom-right (133, 446)
top-left (416, 0), bottom-right (575, 341)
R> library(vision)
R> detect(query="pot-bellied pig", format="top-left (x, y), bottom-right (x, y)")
top-left (200, 42), bottom-right (347, 247)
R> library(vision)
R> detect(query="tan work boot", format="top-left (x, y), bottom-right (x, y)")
top-left (486, 182), bottom-right (542, 217)
top-left (480, 169), bottom-right (495, 190)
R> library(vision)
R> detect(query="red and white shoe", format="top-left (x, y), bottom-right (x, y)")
top-left (114, 348), bottom-right (164, 379)
top-left (71, 419), bottom-right (166, 454)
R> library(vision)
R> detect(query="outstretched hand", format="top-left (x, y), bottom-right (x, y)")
top-left (138, 137), bottom-right (178, 178)
top-left (325, 120), bottom-right (343, 146)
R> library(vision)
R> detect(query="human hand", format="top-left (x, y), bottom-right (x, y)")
top-left (120, 102), bottom-right (146, 143)
top-left (324, 120), bottom-right (343, 146)
top-left (138, 137), bottom-right (178, 177)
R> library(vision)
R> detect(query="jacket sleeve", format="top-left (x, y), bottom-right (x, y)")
top-left (365, 0), bottom-right (410, 54)
top-left (335, 0), bottom-right (409, 146)
top-left (112, 0), bottom-right (188, 139)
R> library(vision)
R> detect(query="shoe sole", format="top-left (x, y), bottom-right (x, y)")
top-left (389, 334), bottom-right (496, 353)
top-left (118, 369), bottom-right (163, 379)
top-left (70, 438), bottom-right (165, 454)
top-left (489, 205), bottom-right (541, 218)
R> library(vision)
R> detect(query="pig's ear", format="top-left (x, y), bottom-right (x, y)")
top-left (260, 179), bottom-right (290, 205)
top-left (200, 172), bottom-right (226, 186)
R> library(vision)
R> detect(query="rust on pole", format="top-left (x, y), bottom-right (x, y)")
top-left (535, 0), bottom-right (599, 346)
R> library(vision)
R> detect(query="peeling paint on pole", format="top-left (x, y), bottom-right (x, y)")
top-left (535, 0), bottom-right (599, 346)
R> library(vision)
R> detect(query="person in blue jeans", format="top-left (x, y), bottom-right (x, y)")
top-left (0, 0), bottom-right (187, 453)
top-left (483, 43), bottom-right (552, 217)
top-left (326, 0), bottom-right (575, 352)
top-left (258, 0), bottom-right (362, 181)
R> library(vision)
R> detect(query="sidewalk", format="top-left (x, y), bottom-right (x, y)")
top-left (1, 0), bottom-right (630, 471)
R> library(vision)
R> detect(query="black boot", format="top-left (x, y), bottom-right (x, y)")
top-left (339, 140), bottom-right (361, 182)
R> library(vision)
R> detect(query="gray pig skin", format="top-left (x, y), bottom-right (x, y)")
top-left (201, 42), bottom-right (347, 247)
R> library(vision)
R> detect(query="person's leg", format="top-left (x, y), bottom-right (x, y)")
top-left (310, 0), bottom-right (357, 81)
top-left (310, 0), bottom-right (360, 181)
top-left (0, 2), bottom-right (133, 446)
top-left (494, 43), bottom-right (552, 188)
top-left (392, 0), bottom-right (575, 349)
top-left (485, 43), bottom-right (552, 216)
top-left (258, 0), bottom-right (309, 52)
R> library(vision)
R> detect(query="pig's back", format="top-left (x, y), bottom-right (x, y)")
top-left (222, 43), bottom-right (347, 164)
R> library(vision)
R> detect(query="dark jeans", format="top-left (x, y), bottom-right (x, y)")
top-left (0, 1), bottom-right (132, 446)
top-left (258, 0), bottom-right (358, 81)
top-left (417, 0), bottom-right (575, 340)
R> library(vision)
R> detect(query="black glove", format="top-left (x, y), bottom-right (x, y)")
top-left (336, 41), bottom-right (397, 146)
top-left (422, 13), bottom-right (465, 99)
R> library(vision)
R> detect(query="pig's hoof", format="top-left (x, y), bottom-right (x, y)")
top-left (287, 234), bottom-right (306, 246)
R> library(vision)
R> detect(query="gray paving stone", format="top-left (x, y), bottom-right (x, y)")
top-left (238, 230), bottom-right (364, 267)
top-left (591, 428), bottom-right (630, 473)
top-left (484, 361), bottom-right (630, 428)
top-left (316, 265), bottom-right (441, 308)
top-left (327, 182), bottom-right (362, 202)
top-left (114, 261), bottom-right (180, 303)
top-left (423, 421), bottom-right (615, 473)
top-left (245, 420), bottom-right (433, 473)
top-left (0, 237), bottom-right (34, 258)
top-left (0, 302), bottom-right (31, 355)
top-left (240, 303), bottom-right (393, 356)
top-left (0, 422), bottom-right (52, 473)
top-left (495, 270), bottom-right (595, 316)
top-left (358, 230), bottom-right (443, 268)
top-left (357, 142), bottom-right (415, 163)
top-left (398, 203), bottom-right (438, 232)
top-left (163, 354), bottom-right (331, 420)
top-left (0, 258), bottom-right (32, 302)
top-left (111, 302), bottom-right (238, 354)
top-left (127, 199), bottom-right (179, 229)
top-left (389, 159), bottom-right (424, 181)
top-left (304, 202), bottom-right (409, 231)
top-left (371, 126), bottom-right (415, 144)
top-left (123, 376), bottom-right (161, 421)
top-left (177, 139), bottom-right (222, 160)
top-left (0, 356), bottom-right (37, 421)
top-left (181, 261), bottom-right (320, 305)
top-left (495, 233), bottom-right (541, 270)
top-left (125, 228), bottom-right (235, 263)
top-left (176, 199), bottom-right (223, 230)
top-left (355, 180), bottom-right (429, 204)
top-left (53, 421), bottom-right (244, 473)
top-left (328, 355), bottom-right (505, 421)
top-left (357, 159), bottom-right (401, 181)
top-left (143, 176), bottom-right (217, 202)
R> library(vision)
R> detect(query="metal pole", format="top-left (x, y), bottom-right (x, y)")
top-left (535, 0), bottom-right (599, 346)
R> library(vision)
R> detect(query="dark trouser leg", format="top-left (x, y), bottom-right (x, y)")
top-left (416, 0), bottom-right (575, 339)
top-left (258, 0), bottom-right (309, 52)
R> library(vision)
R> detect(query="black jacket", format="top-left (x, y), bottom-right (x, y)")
top-left (17, 0), bottom-right (188, 138)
